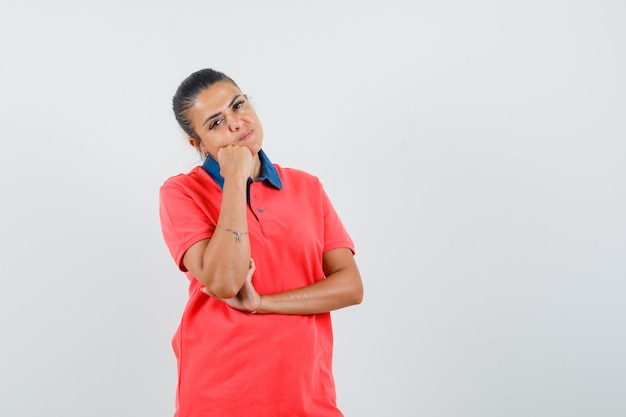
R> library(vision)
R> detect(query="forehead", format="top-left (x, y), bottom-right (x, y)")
top-left (189, 81), bottom-right (242, 129)
top-left (192, 81), bottom-right (242, 113)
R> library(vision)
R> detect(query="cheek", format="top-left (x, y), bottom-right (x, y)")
top-left (197, 141), bottom-right (208, 154)
top-left (201, 139), bottom-right (218, 155)
top-left (197, 134), bottom-right (224, 156)
top-left (249, 113), bottom-right (263, 131)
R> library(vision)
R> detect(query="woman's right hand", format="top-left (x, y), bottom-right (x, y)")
top-left (217, 145), bottom-right (253, 182)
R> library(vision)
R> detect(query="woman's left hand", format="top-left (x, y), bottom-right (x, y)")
top-left (202, 258), bottom-right (261, 313)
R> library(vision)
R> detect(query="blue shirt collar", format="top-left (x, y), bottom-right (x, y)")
top-left (201, 148), bottom-right (283, 190)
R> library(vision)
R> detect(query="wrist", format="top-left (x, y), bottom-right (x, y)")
top-left (222, 173), bottom-right (249, 186)
top-left (251, 296), bottom-right (263, 314)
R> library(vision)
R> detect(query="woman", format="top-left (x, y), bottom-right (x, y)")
top-left (159, 68), bottom-right (363, 417)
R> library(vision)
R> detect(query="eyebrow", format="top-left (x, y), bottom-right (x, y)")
top-left (202, 94), bottom-right (242, 127)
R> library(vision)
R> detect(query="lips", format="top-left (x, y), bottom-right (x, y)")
top-left (238, 130), bottom-right (253, 142)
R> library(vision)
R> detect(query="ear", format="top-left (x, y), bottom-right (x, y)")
top-left (188, 137), bottom-right (199, 149)
top-left (189, 137), bottom-right (206, 153)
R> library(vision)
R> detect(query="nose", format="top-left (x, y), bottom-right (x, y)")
top-left (228, 115), bottom-right (243, 132)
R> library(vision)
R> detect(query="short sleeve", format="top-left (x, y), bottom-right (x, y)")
top-left (320, 183), bottom-right (355, 255)
top-left (159, 179), bottom-right (216, 271)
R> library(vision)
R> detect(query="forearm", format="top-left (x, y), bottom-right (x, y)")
top-left (256, 266), bottom-right (363, 315)
top-left (192, 176), bottom-right (251, 297)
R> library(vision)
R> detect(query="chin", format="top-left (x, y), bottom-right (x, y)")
top-left (248, 142), bottom-right (263, 156)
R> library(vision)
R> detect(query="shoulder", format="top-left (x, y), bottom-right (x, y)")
top-left (275, 165), bottom-right (321, 186)
top-left (160, 166), bottom-right (212, 193)
top-left (272, 165), bottom-right (330, 205)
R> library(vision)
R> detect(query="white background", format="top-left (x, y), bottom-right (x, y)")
top-left (1, 1), bottom-right (625, 416)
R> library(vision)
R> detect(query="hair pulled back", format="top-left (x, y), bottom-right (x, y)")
top-left (172, 68), bottom-right (238, 139)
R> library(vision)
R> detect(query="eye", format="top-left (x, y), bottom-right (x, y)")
top-left (233, 99), bottom-right (245, 110)
top-left (209, 119), bottom-right (223, 130)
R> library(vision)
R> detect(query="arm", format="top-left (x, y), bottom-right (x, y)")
top-left (210, 248), bottom-right (363, 315)
top-left (182, 146), bottom-right (255, 299)
top-left (260, 247), bottom-right (363, 314)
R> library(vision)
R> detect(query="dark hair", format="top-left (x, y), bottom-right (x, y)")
top-left (172, 68), bottom-right (238, 140)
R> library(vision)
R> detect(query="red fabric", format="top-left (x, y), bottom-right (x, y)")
top-left (159, 165), bottom-right (354, 417)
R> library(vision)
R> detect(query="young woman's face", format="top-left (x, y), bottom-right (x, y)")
top-left (188, 81), bottom-right (263, 158)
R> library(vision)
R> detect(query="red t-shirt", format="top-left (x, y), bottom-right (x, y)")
top-left (159, 163), bottom-right (354, 417)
